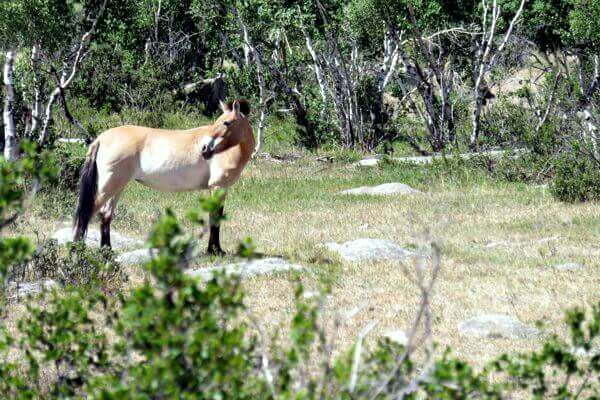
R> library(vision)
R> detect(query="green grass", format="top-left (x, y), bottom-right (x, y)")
top-left (16, 122), bottom-right (599, 370)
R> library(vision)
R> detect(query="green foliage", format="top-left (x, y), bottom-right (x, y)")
top-left (16, 286), bottom-right (114, 397)
top-left (0, 142), bottom-right (57, 281)
top-left (550, 144), bottom-right (600, 202)
top-left (51, 143), bottom-right (87, 192)
top-left (569, 0), bottom-right (600, 50)
top-left (522, 0), bottom-right (572, 50)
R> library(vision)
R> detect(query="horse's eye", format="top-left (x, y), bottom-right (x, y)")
top-left (223, 120), bottom-right (232, 127)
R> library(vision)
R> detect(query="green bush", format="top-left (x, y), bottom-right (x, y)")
top-left (551, 147), bottom-right (600, 202)
top-left (52, 143), bottom-right (87, 192)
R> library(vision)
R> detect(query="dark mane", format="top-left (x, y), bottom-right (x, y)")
top-left (226, 99), bottom-right (251, 116)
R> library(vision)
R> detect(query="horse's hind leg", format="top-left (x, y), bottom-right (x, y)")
top-left (98, 194), bottom-right (122, 248)
top-left (94, 169), bottom-right (131, 249)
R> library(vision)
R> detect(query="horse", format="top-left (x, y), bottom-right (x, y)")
top-left (73, 99), bottom-right (254, 255)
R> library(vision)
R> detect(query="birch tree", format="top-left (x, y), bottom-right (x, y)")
top-left (0, 0), bottom-right (108, 154)
top-left (470, 0), bottom-right (527, 149)
top-left (2, 50), bottom-right (17, 160)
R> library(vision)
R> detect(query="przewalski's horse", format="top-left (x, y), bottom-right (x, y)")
top-left (73, 99), bottom-right (254, 255)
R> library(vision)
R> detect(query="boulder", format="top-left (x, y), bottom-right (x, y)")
top-left (9, 279), bottom-right (58, 299)
top-left (458, 314), bottom-right (539, 339)
top-left (116, 248), bottom-right (154, 266)
top-left (550, 262), bottom-right (585, 271)
top-left (186, 257), bottom-right (302, 280)
top-left (383, 330), bottom-right (409, 346)
top-left (325, 238), bottom-right (413, 262)
top-left (52, 227), bottom-right (143, 251)
top-left (340, 183), bottom-right (421, 196)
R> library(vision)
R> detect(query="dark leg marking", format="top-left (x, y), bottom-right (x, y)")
top-left (207, 205), bottom-right (225, 256)
top-left (100, 216), bottom-right (111, 248)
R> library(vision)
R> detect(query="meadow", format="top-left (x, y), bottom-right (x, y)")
top-left (12, 138), bottom-right (599, 370)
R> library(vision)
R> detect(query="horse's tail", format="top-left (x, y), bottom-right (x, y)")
top-left (73, 140), bottom-right (100, 241)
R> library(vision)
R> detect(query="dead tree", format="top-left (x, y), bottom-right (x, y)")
top-left (470, 0), bottom-right (526, 149)
top-left (37, 0), bottom-right (107, 146)
top-left (233, 8), bottom-right (267, 157)
top-left (575, 54), bottom-right (600, 159)
top-left (396, 6), bottom-right (461, 152)
top-left (3, 49), bottom-right (17, 160)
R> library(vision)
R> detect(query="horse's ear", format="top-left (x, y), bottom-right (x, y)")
top-left (235, 99), bottom-right (251, 116)
top-left (219, 100), bottom-right (230, 113)
top-left (232, 100), bottom-right (241, 114)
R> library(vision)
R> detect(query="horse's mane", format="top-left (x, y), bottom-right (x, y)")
top-left (226, 99), bottom-right (251, 116)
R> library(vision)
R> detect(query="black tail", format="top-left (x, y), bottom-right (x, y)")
top-left (73, 141), bottom-right (99, 240)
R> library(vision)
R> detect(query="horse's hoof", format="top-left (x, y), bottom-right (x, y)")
top-left (207, 247), bottom-right (225, 257)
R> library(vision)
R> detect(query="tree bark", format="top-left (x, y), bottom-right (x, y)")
top-left (470, 0), bottom-right (526, 149)
top-left (29, 44), bottom-right (42, 136)
top-left (3, 50), bottom-right (18, 161)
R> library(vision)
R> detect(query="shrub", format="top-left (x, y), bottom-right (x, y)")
top-left (551, 147), bottom-right (600, 202)
top-left (52, 143), bottom-right (87, 192)
top-left (8, 239), bottom-right (124, 297)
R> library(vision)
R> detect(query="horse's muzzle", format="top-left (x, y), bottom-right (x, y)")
top-left (201, 143), bottom-right (214, 160)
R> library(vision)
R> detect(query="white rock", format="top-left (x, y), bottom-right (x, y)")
top-left (458, 314), bottom-right (539, 339)
top-left (52, 227), bottom-right (144, 250)
top-left (57, 138), bottom-right (85, 144)
top-left (356, 157), bottom-right (383, 167)
top-left (116, 248), bottom-right (154, 266)
top-left (383, 330), bottom-right (409, 346)
top-left (186, 257), bottom-right (303, 280)
top-left (340, 183), bottom-right (421, 196)
top-left (570, 346), bottom-right (598, 358)
top-left (325, 238), bottom-right (413, 262)
top-left (551, 262), bottom-right (585, 271)
top-left (9, 279), bottom-right (58, 298)
top-left (342, 304), bottom-right (367, 320)
top-left (355, 149), bottom-right (530, 167)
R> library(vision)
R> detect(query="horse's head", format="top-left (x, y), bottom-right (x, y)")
top-left (200, 99), bottom-right (251, 160)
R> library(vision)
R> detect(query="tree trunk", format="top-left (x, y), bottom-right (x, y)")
top-left (304, 31), bottom-right (328, 104)
top-left (30, 44), bottom-right (42, 136)
top-left (3, 50), bottom-right (18, 161)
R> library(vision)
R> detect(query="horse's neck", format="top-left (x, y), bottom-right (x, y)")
top-left (186, 125), bottom-right (213, 135)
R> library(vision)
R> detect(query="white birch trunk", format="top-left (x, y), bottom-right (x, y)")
top-left (304, 31), bottom-right (328, 103)
top-left (470, 0), bottom-right (526, 148)
top-left (234, 9), bottom-right (267, 157)
top-left (3, 50), bottom-right (18, 161)
top-left (38, 0), bottom-right (107, 145)
top-left (30, 44), bottom-right (42, 135)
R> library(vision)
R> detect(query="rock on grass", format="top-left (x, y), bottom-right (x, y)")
top-left (458, 314), bottom-right (540, 339)
top-left (186, 257), bottom-right (302, 280)
top-left (340, 183), bottom-right (421, 196)
top-left (325, 238), bottom-right (413, 262)
top-left (550, 262), bottom-right (585, 271)
top-left (116, 248), bottom-right (154, 266)
top-left (52, 227), bottom-right (143, 250)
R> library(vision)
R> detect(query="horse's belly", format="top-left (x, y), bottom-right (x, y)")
top-left (136, 164), bottom-right (210, 192)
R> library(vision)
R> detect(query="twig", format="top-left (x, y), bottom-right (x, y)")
top-left (349, 321), bottom-right (378, 393)
top-left (38, 0), bottom-right (107, 146)
top-left (535, 71), bottom-right (562, 132)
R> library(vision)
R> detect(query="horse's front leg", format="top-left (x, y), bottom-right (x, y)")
top-left (207, 189), bottom-right (227, 256)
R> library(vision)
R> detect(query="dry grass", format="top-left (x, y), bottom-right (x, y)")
top-left (11, 155), bottom-right (600, 369)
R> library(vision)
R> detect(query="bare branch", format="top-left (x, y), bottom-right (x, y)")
top-left (349, 321), bottom-right (378, 393)
top-left (232, 7), bottom-right (268, 157)
top-left (38, 0), bottom-right (108, 146)
top-left (535, 72), bottom-right (562, 132)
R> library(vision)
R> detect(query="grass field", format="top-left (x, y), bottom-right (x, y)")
top-left (13, 150), bottom-right (600, 369)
